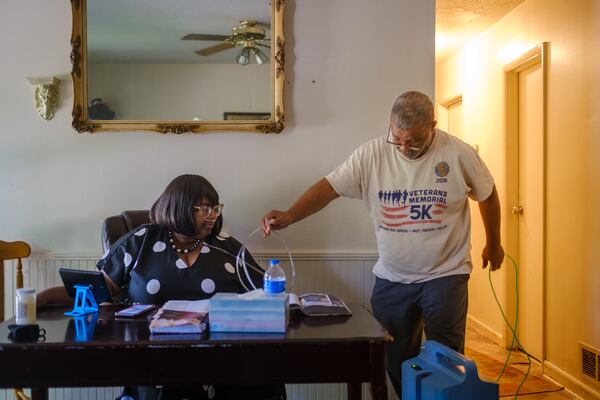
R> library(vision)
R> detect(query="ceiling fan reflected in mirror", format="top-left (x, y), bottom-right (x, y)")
top-left (182, 20), bottom-right (271, 65)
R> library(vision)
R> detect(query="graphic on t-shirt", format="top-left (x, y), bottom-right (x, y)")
top-left (435, 162), bottom-right (450, 177)
top-left (435, 162), bottom-right (450, 183)
top-left (378, 188), bottom-right (448, 232)
top-left (378, 189), bottom-right (409, 206)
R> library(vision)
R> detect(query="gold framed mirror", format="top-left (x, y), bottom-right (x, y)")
top-left (70, 0), bottom-right (285, 134)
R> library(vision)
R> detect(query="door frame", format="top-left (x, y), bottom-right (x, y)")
top-left (438, 94), bottom-right (463, 133)
top-left (503, 42), bottom-right (549, 360)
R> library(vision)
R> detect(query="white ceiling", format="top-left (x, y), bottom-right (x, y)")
top-left (436, 0), bottom-right (525, 63)
top-left (87, 0), bottom-right (271, 64)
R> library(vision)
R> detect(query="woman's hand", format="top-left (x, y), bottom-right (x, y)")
top-left (36, 286), bottom-right (72, 309)
top-left (36, 294), bottom-right (49, 309)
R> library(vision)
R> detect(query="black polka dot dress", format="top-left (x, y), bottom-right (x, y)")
top-left (97, 224), bottom-right (265, 304)
top-left (101, 225), bottom-right (286, 399)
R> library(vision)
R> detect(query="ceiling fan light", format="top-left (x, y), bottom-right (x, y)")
top-left (251, 48), bottom-right (269, 65)
top-left (236, 47), bottom-right (251, 65)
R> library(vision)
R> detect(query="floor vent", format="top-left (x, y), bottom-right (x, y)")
top-left (580, 343), bottom-right (600, 385)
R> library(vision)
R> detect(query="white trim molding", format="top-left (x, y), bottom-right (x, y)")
top-left (466, 314), bottom-right (504, 346)
top-left (543, 361), bottom-right (600, 400)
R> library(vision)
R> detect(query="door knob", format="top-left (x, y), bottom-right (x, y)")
top-left (511, 205), bottom-right (524, 215)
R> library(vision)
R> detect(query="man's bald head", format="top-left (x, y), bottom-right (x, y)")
top-left (390, 91), bottom-right (434, 130)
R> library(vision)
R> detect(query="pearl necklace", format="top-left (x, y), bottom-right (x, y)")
top-left (168, 231), bottom-right (201, 254)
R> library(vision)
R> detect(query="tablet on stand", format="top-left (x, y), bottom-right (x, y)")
top-left (59, 268), bottom-right (112, 316)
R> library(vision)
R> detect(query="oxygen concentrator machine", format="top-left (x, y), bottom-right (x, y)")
top-left (402, 340), bottom-right (498, 400)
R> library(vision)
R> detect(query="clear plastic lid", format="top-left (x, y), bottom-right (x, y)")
top-left (16, 288), bottom-right (36, 295)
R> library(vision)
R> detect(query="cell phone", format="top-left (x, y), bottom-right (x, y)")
top-left (114, 304), bottom-right (156, 317)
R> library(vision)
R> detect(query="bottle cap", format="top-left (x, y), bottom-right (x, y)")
top-left (269, 259), bottom-right (280, 266)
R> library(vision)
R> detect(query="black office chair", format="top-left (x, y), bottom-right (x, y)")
top-left (101, 210), bottom-right (151, 252)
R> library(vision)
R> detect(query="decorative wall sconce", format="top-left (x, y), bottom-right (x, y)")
top-left (26, 76), bottom-right (60, 121)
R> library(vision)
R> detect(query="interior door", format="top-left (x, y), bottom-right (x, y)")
top-left (516, 61), bottom-right (544, 361)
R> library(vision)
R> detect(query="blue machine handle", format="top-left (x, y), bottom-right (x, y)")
top-left (424, 340), bottom-right (479, 381)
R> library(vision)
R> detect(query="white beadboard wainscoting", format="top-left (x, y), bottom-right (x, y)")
top-left (1, 253), bottom-right (401, 400)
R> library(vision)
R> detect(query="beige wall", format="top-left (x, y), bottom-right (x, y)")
top-left (436, 0), bottom-right (599, 393)
top-left (88, 63), bottom-right (271, 120)
top-left (0, 0), bottom-right (434, 255)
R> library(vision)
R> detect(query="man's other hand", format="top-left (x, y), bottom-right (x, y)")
top-left (482, 244), bottom-right (504, 271)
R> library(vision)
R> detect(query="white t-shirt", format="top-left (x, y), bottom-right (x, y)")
top-left (326, 129), bottom-right (494, 283)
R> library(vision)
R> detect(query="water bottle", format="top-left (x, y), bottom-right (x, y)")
top-left (263, 259), bottom-right (286, 294)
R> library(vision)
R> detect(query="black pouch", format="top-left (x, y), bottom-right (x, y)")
top-left (8, 324), bottom-right (46, 342)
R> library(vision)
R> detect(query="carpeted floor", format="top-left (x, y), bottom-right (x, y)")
top-left (465, 323), bottom-right (578, 399)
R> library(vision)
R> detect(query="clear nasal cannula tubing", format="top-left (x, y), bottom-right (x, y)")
top-left (235, 226), bottom-right (296, 293)
top-left (201, 242), bottom-right (265, 289)
top-left (201, 227), bottom-right (296, 293)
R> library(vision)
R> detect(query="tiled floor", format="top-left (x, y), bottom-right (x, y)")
top-left (466, 324), bottom-right (580, 399)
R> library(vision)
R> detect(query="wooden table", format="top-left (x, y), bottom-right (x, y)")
top-left (0, 304), bottom-right (390, 400)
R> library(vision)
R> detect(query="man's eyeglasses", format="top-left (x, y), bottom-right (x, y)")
top-left (386, 129), bottom-right (428, 150)
top-left (194, 204), bottom-right (224, 219)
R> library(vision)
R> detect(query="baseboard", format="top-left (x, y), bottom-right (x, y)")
top-left (543, 360), bottom-right (600, 399)
top-left (466, 314), bottom-right (504, 346)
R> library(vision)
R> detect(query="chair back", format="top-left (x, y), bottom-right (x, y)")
top-left (101, 210), bottom-right (151, 252)
top-left (0, 240), bottom-right (32, 322)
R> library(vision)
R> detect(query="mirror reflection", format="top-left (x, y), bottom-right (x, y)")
top-left (86, 0), bottom-right (272, 122)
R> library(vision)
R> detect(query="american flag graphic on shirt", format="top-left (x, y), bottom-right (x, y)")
top-left (378, 188), bottom-right (447, 229)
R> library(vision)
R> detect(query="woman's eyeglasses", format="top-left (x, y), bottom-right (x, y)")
top-left (193, 204), bottom-right (224, 219)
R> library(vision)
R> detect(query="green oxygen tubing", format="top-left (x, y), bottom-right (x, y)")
top-left (488, 254), bottom-right (533, 398)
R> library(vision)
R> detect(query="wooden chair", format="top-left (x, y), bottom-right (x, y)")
top-left (0, 240), bottom-right (33, 400)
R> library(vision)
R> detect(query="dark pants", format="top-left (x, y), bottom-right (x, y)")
top-left (370, 274), bottom-right (469, 398)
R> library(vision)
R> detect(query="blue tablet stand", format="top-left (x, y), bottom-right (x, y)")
top-left (65, 284), bottom-right (99, 316)
top-left (73, 313), bottom-right (98, 341)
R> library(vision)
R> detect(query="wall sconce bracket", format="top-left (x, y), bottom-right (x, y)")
top-left (26, 76), bottom-right (60, 120)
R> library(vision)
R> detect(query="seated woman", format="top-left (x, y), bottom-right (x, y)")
top-left (38, 174), bottom-right (286, 400)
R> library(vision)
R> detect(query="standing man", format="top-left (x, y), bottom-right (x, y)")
top-left (261, 91), bottom-right (504, 396)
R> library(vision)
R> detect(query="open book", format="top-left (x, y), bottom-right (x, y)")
top-left (149, 300), bottom-right (209, 334)
top-left (288, 293), bottom-right (352, 317)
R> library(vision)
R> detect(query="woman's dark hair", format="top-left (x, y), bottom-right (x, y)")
top-left (150, 174), bottom-right (223, 238)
